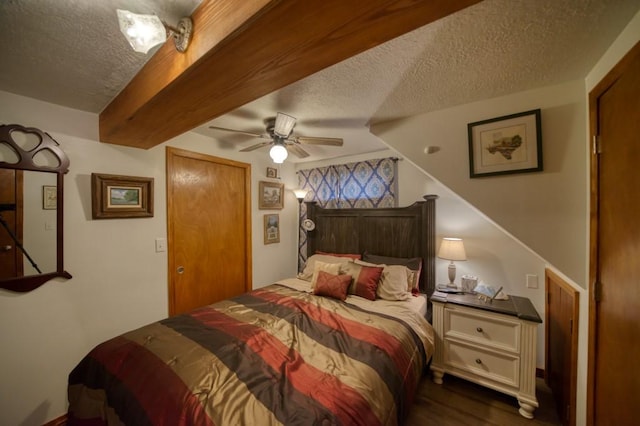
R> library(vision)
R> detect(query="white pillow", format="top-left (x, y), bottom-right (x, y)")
top-left (298, 254), bottom-right (352, 281)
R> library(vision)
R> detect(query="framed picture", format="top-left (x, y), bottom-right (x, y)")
top-left (263, 214), bottom-right (280, 244)
top-left (266, 167), bottom-right (278, 179)
top-left (42, 185), bottom-right (57, 210)
top-left (258, 181), bottom-right (284, 210)
top-left (468, 109), bottom-right (542, 178)
top-left (91, 173), bottom-right (154, 219)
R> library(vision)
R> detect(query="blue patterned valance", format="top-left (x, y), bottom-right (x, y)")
top-left (295, 158), bottom-right (398, 271)
top-left (297, 157), bottom-right (398, 208)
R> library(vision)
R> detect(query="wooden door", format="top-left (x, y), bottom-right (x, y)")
top-left (0, 169), bottom-right (23, 279)
top-left (166, 147), bottom-right (252, 316)
top-left (588, 41), bottom-right (640, 425)
top-left (545, 269), bottom-right (578, 426)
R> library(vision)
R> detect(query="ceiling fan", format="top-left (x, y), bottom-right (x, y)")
top-left (209, 112), bottom-right (343, 163)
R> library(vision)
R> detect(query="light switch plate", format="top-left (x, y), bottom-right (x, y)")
top-left (155, 238), bottom-right (167, 253)
top-left (526, 274), bottom-right (538, 289)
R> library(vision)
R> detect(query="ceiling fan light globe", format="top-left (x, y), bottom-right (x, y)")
top-left (269, 144), bottom-right (288, 163)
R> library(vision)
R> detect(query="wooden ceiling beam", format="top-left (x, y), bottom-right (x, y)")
top-left (99, 0), bottom-right (481, 149)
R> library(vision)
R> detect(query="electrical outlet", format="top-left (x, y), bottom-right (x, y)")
top-left (526, 274), bottom-right (538, 289)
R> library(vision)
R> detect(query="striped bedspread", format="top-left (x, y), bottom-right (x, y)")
top-left (68, 283), bottom-right (434, 426)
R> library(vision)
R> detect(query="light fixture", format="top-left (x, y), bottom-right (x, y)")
top-left (117, 9), bottom-right (193, 54)
top-left (273, 113), bottom-right (296, 138)
top-left (293, 188), bottom-right (309, 273)
top-left (438, 237), bottom-right (467, 287)
top-left (269, 143), bottom-right (288, 164)
top-left (293, 189), bottom-right (308, 203)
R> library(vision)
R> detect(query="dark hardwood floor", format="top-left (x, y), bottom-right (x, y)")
top-left (406, 372), bottom-right (562, 426)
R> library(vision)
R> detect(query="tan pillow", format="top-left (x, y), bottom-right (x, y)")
top-left (377, 265), bottom-right (411, 301)
top-left (298, 254), bottom-right (352, 281)
top-left (355, 260), bottom-right (411, 301)
top-left (310, 261), bottom-right (343, 289)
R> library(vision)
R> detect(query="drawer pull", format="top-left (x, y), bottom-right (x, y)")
top-left (476, 327), bottom-right (483, 333)
top-left (475, 358), bottom-right (482, 364)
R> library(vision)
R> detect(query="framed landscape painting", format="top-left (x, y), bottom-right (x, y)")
top-left (91, 173), bottom-right (154, 219)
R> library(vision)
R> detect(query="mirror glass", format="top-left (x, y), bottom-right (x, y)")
top-left (0, 124), bottom-right (71, 292)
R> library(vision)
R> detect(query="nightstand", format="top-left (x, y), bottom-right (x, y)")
top-left (429, 291), bottom-right (542, 419)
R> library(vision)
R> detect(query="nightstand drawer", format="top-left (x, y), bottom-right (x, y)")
top-left (445, 340), bottom-right (519, 387)
top-left (445, 306), bottom-right (520, 352)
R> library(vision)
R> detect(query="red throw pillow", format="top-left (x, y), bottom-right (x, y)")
top-left (313, 271), bottom-right (352, 301)
top-left (353, 265), bottom-right (384, 300)
top-left (342, 262), bottom-right (384, 301)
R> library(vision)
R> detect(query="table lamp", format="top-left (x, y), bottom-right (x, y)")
top-left (438, 237), bottom-right (467, 288)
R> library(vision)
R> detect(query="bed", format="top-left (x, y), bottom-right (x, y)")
top-left (68, 196), bottom-right (438, 426)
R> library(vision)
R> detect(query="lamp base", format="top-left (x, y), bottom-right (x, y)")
top-left (447, 261), bottom-right (457, 287)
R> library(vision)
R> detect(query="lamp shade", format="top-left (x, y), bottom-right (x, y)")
top-left (117, 9), bottom-right (167, 54)
top-left (438, 237), bottom-right (467, 261)
top-left (269, 144), bottom-right (288, 163)
top-left (293, 189), bottom-right (308, 200)
top-left (273, 113), bottom-right (296, 138)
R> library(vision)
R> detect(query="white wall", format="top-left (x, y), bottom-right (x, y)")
top-left (372, 80), bottom-right (588, 288)
top-left (0, 91), bottom-right (299, 426)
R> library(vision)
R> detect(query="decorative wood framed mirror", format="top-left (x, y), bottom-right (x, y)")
top-left (0, 124), bottom-right (71, 292)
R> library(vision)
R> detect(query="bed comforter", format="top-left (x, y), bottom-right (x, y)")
top-left (68, 283), bottom-right (434, 426)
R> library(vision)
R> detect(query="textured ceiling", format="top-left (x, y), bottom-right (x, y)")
top-left (1, 0), bottom-right (639, 162)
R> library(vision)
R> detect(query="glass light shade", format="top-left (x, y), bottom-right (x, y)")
top-left (117, 9), bottom-right (167, 54)
top-left (438, 238), bottom-right (467, 261)
top-left (273, 113), bottom-right (296, 138)
top-left (293, 189), bottom-right (308, 200)
top-left (269, 144), bottom-right (288, 164)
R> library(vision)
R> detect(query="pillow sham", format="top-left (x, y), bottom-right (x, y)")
top-left (315, 251), bottom-right (362, 260)
top-left (298, 254), bottom-right (352, 281)
top-left (362, 252), bottom-right (422, 291)
top-left (310, 261), bottom-right (343, 289)
top-left (342, 261), bottom-right (384, 301)
top-left (313, 270), bottom-right (352, 301)
top-left (354, 259), bottom-right (411, 301)
top-left (377, 265), bottom-right (411, 301)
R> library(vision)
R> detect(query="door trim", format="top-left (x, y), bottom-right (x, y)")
top-left (166, 146), bottom-right (252, 316)
top-left (587, 40), bottom-right (640, 425)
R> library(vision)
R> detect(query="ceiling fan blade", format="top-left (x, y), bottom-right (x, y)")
top-left (209, 126), bottom-right (266, 138)
top-left (294, 136), bottom-right (344, 146)
top-left (286, 143), bottom-right (310, 158)
top-left (239, 141), bottom-right (272, 152)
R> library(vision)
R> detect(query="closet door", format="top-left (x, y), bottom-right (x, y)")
top-left (167, 147), bottom-right (252, 315)
top-left (588, 41), bottom-right (640, 425)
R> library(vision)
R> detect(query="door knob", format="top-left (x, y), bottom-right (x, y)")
top-left (1, 245), bottom-right (12, 251)
top-left (176, 266), bottom-right (185, 274)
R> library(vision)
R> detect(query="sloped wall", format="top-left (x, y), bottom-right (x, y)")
top-left (371, 80), bottom-right (588, 287)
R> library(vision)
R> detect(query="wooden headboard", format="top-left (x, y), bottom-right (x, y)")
top-left (305, 195), bottom-right (438, 295)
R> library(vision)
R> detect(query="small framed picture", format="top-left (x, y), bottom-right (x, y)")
top-left (258, 181), bottom-right (284, 210)
top-left (468, 109), bottom-right (542, 178)
top-left (266, 167), bottom-right (278, 179)
top-left (91, 173), bottom-right (154, 219)
top-left (42, 185), bottom-right (57, 210)
top-left (264, 214), bottom-right (280, 244)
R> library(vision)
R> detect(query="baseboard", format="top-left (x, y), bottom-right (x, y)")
top-left (43, 413), bottom-right (67, 426)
